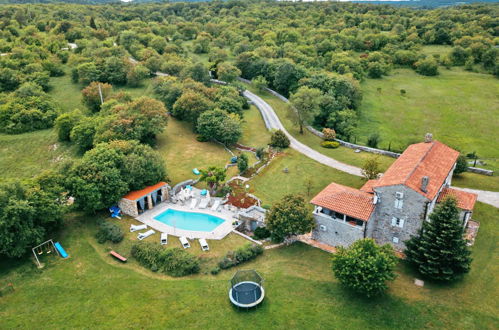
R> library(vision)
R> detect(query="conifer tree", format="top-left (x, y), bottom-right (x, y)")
top-left (405, 197), bottom-right (472, 281)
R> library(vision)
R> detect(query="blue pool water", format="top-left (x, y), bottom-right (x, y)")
top-left (153, 209), bottom-right (225, 232)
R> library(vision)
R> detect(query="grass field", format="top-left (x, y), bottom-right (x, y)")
top-left (357, 68), bottom-right (499, 158)
top-left (0, 129), bottom-right (75, 181)
top-left (0, 202), bottom-right (497, 328)
top-left (239, 104), bottom-right (272, 148)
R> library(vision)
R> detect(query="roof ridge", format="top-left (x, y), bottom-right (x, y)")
top-left (402, 141), bottom-right (435, 185)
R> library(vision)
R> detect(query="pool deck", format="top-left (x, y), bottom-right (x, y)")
top-left (136, 202), bottom-right (237, 240)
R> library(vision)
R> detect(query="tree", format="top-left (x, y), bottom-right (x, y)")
top-left (405, 197), bottom-right (472, 281)
top-left (272, 60), bottom-right (306, 97)
top-left (0, 68), bottom-right (20, 92)
top-left (127, 65), bottom-right (150, 87)
top-left (82, 82), bottom-right (113, 113)
top-left (76, 62), bottom-right (101, 85)
top-left (266, 194), bottom-right (315, 242)
top-left (0, 181), bottom-right (63, 258)
top-left (70, 119), bottom-right (97, 153)
top-left (196, 109), bottom-right (241, 145)
top-left (55, 110), bottom-right (83, 141)
top-left (414, 57), bottom-right (439, 76)
top-left (217, 62), bottom-right (241, 83)
top-left (252, 75), bottom-right (268, 91)
top-left (361, 156), bottom-right (381, 180)
top-left (89, 16), bottom-right (97, 29)
top-left (327, 109), bottom-right (357, 141)
top-left (237, 153), bottom-right (249, 174)
top-left (322, 128), bottom-right (336, 141)
top-left (453, 155), bottom-right (468, 175)
top-left (270, 129), bottom-right (290, 149)
top-left (95, 97), bottom-right (168, 145)
top-left (289, 86), bottom-right (322, 134)
top-left (332, 239), bottom-right (397, 297)
top-left (67, 140), bottom-right (167, 212)
top-left (199, 166), bottom-right (226, 195)
top-left (172, 90), bottom-right (213, 125)
top-left (153, 77), bottom-right (183, 109)
top-left (182, 62), bottom-right (210, 85)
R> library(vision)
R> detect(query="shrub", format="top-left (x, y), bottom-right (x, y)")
top-left (321, 141), bottom-right (340, 149)
top-left (95, 221), bottom-right (124, 244)
top-left (414, 57), bottom-right (439, 76)
top-left (218, 243), bottom-right (263, 270)
top-left (210, 267), bottom-right (220, 275)
top-left (400, 89), bottom-right (406, 96)
top-left (270, 129), bottom-right (290, 148)
top-left (54, 110), bottom-right (83, 141)
top-left (454, 155), bottom-right (468, 175)
top-left (255, 147), bottom-right (265, 159)
top-left (131, 242), bottom-right (200, 277)
top-left (253, 226), bottom-right (271, 240)
top-left (322, 128), bottom-right (336, 141)
top-left (367, 133), bottom-right (380, 148)
top-left (237, 153), bottom-right (249, 173)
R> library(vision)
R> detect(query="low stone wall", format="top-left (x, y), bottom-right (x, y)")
top-left (171, 179), bottom-right (197, 195)
top-left (467, 167), bottom-right (494, 176)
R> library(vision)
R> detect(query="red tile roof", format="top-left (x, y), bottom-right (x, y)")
top-left (374, 141), bottom-right (459, 200)
top-left (310, 182), bottom-right (375, 221)
top-left (360, 179), bottom-right (378, 193)
top-left (122, 182), bottom-right (168, 201)
top-left (437, 187), bottom-right (477, 211)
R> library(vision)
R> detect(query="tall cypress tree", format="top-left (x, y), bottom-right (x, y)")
top-left (405, 197), bottom-right (472, 281)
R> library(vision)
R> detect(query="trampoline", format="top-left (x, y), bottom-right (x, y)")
top-left (229, 270), bottom-right (265, 308)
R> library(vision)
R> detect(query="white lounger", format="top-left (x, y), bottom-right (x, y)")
top-left (160, 233), bottom-right (168, 245)
top-left (190, 198), bottom-right (198, 209)
top-left (130, 224), bottom-right (147, 232)
top-left (211, 200), bottom-right (221, 212)
top-left (137, 229), bottom-right (155, 240)
top-left (198, 198), bottom-right (209, 209)
top-left (199, 238), bottom-right (209, 251)
top-left (180, 237), bottom-right (191, 249)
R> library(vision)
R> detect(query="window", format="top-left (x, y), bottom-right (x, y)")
top-left (394, 192), bottom-right (404, 209)
top-left (392, 236), bottom-right (399, 244)
top-left (320, 225), bottom-right (327, 232)
top-left (391, 217), bottom-right (405, 228)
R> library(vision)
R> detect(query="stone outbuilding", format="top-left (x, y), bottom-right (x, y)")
top-left (238, 205), bottom-right (267, 231)
top-left (118, 182), bottom-right (169, 217)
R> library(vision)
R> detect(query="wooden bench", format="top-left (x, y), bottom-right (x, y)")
top-left (110, 250), bottom-right (127, 262)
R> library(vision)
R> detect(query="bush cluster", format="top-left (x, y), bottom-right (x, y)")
top-left (270, 129), bottom-right (290, 149)
top-left (321, 141), bottom-right (340, 149)
top-left (218, 243), bottom-right (264, 270)
top-left (253, 227), bottom-right (271, 240)
top-left (131, 242), bottom-right (200, 277)
top-left (95, 221), bottom-right (124, 244)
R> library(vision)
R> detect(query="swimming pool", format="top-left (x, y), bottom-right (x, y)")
top-left (153, 209), bottom-right (225, 232)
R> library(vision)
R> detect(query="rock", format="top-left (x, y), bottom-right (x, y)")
top-left (414, 279), bottom-right (424, 287)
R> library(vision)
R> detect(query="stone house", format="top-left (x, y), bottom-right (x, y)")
top-left (118, 182), bottom-right (169, 217)
top-left (310, 138), bottom-right (477, 250)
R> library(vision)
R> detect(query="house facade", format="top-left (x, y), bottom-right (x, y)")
top-left (310, 137), bottom-right (477, 250)
top-left (119, 182), bottom-right (170, 217)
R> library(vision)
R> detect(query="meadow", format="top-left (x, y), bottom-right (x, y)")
top-left (0, 202), bottom-right (497, 328)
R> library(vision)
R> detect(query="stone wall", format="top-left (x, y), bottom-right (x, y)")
top-left (118, 199), bottom-right (138, 217)
top-left (312, 213), bottom-right (365, 247)
top-left (467, 167), bottom-right (494, 176)
top-left (371, 184), bottom-right (429, 250)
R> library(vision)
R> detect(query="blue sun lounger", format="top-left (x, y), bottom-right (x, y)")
top-left (193, 168), bottom-right (200, 175)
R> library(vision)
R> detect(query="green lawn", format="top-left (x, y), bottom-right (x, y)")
top-left (0, 129), bottom-right (75, 181)
top-left (250, 149), bottom-right (364, 205)
top-left (239, 104), bottom-right (272, 148)
top-left (357, 68), bottom-right (499, 158)
top-left (0, 202), bottom-right (497, 328)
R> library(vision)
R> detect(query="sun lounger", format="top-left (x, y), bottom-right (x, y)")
top-left (180, 237), bottom-right (190, 249)
top-left (199, 238), bottom-right (209, 251)
top-left (137, 229), bottom-right (155, 240)
top-left (160, 233), bottom-right (168, 245)
top-left (130, 224), bottom-right (147, 232)
top-left (199, 198), bottom-right (209, 209)
top-left (211, 200), bottom-right (221, 212)
top-left (190, 198), bottom-right (198, 209)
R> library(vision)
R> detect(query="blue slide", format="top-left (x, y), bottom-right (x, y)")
top-left (54, 242), bottom-right (68, 259)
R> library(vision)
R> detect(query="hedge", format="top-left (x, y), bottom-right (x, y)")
top-left (321, 141), bottom-right (340, 149)
top-left (131, 242), bottom-right (200, 277)
top-left (218, 243), bottom-right (264, 270)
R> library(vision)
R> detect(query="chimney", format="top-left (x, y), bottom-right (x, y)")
top-left (424, 133), bottom-right (433, 143)
top-left (421, 176), bottom-right (429, 192)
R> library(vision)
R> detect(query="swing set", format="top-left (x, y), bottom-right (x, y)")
top-left (32, 239), bottom-right (59, 268)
